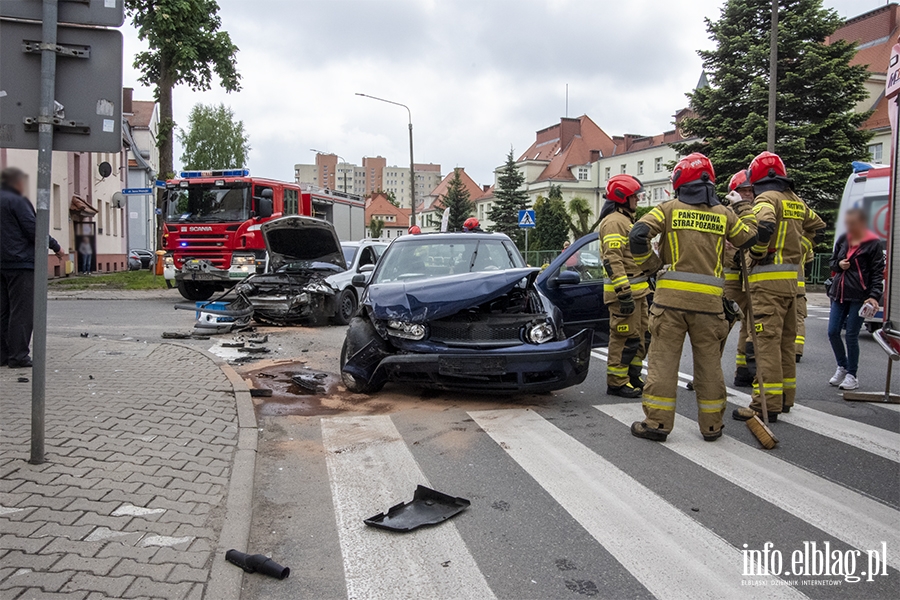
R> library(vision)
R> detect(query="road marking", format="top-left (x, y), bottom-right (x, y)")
top-left (321, 415), bottom-right (495, 600)
top-left (469, 409), bottom-right (804, 600)
top-left (596, 403), bottom-right (900, 570)
top-left (876, 403), bottom-right (900, 413)
top-left (594, 350), bottom-right (900, 460)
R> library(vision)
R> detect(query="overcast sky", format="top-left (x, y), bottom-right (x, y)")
top-left (122, 0), bottom-right (884, 185)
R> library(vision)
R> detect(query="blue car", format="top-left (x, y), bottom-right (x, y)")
top-left (340, 231), bottom-right (603, 394)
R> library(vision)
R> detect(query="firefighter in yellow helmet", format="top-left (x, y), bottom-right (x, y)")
top-left (732, 152), bottom-right (825, 421)
top-left (599, 174), bottom-right (658, 397)
top-left (628, 153), bottom-right (758, 441)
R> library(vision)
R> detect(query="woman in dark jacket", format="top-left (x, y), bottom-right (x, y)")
top-left (826, 208), bottom-right (885, 390)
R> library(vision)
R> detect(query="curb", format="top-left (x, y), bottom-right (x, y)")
top-left (167, 343), bottom-right (257, 600)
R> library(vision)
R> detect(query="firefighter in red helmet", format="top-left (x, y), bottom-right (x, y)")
top-left (629, 153), bottom-right (758, 441)
top-left (599, 174), bottom-right (657, 397)
top-left (408, 225), bottom-right (421, 235)
top-left (732, 151), bottom-right (825, 422)
top-left (463, 217), bottom-right (482, 232)
top-left (723, 170), bottom-right (757, 388)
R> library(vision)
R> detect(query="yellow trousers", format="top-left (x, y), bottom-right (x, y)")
top-left (606, 296), bottom-right (650, 387)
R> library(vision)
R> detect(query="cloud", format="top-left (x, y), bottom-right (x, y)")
top-left (120, 0), bottom-right (883, 185)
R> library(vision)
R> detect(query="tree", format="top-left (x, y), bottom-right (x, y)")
top-left (439, 168), bottom-right (475, 231)
top-left (125, 0), bottom-right (241, 180)
top-left (489, 149), bottom-right (530, 246)
top-left (179, 103), bottom-right (250, 170)
top-left (377, 189), bottom-right (400, 207)
top-left (674, 0), bottom-right (871, 245)
top-left (533, 185), bottom-right (570, 251)
top-left (568, 196), bottom-right (602, 239)
top-left (369, 218), bottom-right (385, 239)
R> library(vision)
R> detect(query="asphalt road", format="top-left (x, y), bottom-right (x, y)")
top-left (46, 295), bottom-right (900, 600)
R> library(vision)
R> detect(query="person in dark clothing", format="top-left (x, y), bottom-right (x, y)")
top-left (826, 208), bottom-right (885, 390)
top-left (1, 167), bottom-right (66, 368)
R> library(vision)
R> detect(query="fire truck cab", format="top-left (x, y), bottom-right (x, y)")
top-left (163, 169), bottom-right (365, 300)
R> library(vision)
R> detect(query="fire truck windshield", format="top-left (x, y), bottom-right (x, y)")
top-left (166, 183), bottom-right (251, 223)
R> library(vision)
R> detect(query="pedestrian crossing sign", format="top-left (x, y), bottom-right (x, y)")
top-left (518, 209), bottom-right (536, 228)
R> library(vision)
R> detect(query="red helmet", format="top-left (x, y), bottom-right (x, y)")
top-left (671, 153), bottom-right (715, 191)
top-left (605, 174), bottom-right (644, 203)
top-left (463, 217), bottom-right (480, 231)
top-left (748, 151), bottom-right (787, 185)
top-left (408, 225), bottom-right (421, 235)
top-left (728, 170), bottom-right (751, 192)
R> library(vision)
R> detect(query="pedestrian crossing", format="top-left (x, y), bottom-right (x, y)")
top-left (304, 398), bottom-right (898, 600)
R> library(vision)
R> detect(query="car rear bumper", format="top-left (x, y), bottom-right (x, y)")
top-left (358, 329), bottom-right (592, 393)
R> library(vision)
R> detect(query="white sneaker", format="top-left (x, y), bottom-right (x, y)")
top-left (839, 374), bottom-right (859, 390)
top-left (829, 367), bottom-right (848, 386)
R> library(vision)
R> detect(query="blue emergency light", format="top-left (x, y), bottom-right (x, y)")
top-left (179, 168), bottom-right (250, 178)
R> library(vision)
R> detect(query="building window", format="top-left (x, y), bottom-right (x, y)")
top-left (868, 143), bottom-right (883, 163)
top-left (654, 157), bottom-right (663, 172)
top-left (637, 161), bottom-right (644, 175)
top-left (604, 167), bottom-right (611, 180)
top-left (576, 166), bottom-right (589, 181)
top-left (620, 164), bottom-right (626, 174)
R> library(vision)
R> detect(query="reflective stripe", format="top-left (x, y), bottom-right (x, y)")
top-left (649, 207), bottom-right (665, 222)
top-left (603, 233), bottom-right (628, 244)
top-left (633, 251), bottom-right (652, 264)
top-left (797, 280), bottom-right (806, 288)
top-left (657, 279), bottom-right (723, 296)
top-left (630, 357), bottom-right (643, 367)
top-left (729, 220), bottom-right (749, 237)
top-left (736, 354), bottom-right (747, 366)
top-left (748, 271), bottom-right (798, 283)
top-left (660, 270), bottom-right (724, 286)
top-left (784, 378), bottom-right (796, 390)
top-left (795, 336), bottom-right (805, 344)
top-left (698, 399), bottom-right (726, 413)
top-left (607, 365), bottom-right (629, 376)
top-left (774, 221), bottom-right (788, 264)
top-left (752, 263), bottom-right (799, 273)
top-left (714, 236), bottom-right (724, 278)
top-left (642, 394), bottom-right (676, 411)
top-left (724, 272), bottom-right (740, 281)
top-left (668, 232), bottom-right (680, 268)
top-left (603, 274), bottom-right (649, 294)
top-left (604, 281), bottom-right (650, 293)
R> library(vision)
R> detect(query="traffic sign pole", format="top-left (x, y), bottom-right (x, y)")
top-left (31, 0), bottom-right (59, 465)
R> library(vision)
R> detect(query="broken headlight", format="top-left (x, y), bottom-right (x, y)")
top-left (386, 320), bottom-right (427, 341)
top-left (525, 320), bottom-right (556, 344)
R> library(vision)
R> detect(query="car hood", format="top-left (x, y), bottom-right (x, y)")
top-left (365, 267), bottom-right (540, 323)
top-left (261, 216), bottom-right (346, 272)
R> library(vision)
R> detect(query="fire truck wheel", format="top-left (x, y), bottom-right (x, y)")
top-left (176, 280), bottom-right (215, 301)
top-left (332, 289), bottom-right (357, 326)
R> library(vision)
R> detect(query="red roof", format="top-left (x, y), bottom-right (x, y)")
top-left (366, 192), bottom-right (411, 228)
top-left (518, 115), bottom-right (616, 182)
top-left (125, 100), bottom-right (156, 129)
top-left (418, 168), bottom-right (483, 212)
top-left (474, 184), bottom-right (494, 202)
top-left (829, 3), bottom-right (900, 74)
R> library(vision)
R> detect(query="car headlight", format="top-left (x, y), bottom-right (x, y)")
top-left (231, 253), bottom-right (256, 266)
top-left (526, 320), bottom-right (556, 344)
top-left (386, 320), bottom-right (427, 340)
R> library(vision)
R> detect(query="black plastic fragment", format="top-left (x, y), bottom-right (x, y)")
top-left (249, 388), bottom-right (272, 397)
top-left (225, 549), bottom-right (290, 579)
top-left (364, 485), bottom-right (471, 532)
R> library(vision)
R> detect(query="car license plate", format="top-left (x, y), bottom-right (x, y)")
top-left (438, 356), bottom-right (506, 376)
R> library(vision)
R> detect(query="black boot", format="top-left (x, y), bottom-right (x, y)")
top-left (607, 383), bottom-right (642, 398)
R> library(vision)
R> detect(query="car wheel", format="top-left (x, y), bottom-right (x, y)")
top-left (176, 281), bottom-right (215, 301)
top-left (332, 289), bottom-right (357, 326)
top-left (340, 317), bottom-right (386, 394)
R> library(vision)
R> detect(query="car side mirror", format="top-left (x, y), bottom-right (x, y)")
top-left (357, 263), bottom-right (375, 274)
top-left (553, 270), bottom-right (581, 286)
top-left (352, 265), bottom-right (375, 287)
top-left (258, 193), bottom-right (274, 219)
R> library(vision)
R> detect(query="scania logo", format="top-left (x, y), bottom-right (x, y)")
top-left (188, 226), bottom-right (213, 232)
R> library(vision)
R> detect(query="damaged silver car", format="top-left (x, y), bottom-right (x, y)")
top-left (233, 216), bottom-right (352, 325)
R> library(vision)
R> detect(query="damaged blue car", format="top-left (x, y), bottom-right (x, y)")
top-left (340, 231), bottom-right (593, 394)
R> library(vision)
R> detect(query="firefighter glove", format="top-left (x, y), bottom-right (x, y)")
top-left (617, 291), bottom-right (635, 316)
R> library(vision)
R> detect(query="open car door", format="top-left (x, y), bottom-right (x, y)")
top-left (536, 233), bottom-right (609, 347)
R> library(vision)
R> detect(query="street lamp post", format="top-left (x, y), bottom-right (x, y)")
top-left (355, 93), bottom-right (416, 227)
top-left (310, 148), bottom-right (348, 194)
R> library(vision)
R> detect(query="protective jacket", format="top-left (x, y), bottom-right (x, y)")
top-left (630, 200), bottom-right (757, 314)
top-left (747, 189), bottom-right (825, 298)
top-left (599, 206), bottom-right (653, 305)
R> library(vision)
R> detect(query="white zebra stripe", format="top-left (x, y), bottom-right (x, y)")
top-left (321, 415), bottom-right (496, 600)
top-left (469, 409), bottom-right (805, 600)
top-left (596, 403), bottom-right (900, 571)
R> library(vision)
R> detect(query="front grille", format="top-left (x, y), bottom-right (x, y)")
top-left (429, 319), bottom-right (527, 343)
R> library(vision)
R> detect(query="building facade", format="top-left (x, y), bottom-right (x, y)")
top-left (124, 90), bottom-right (159, 251)
top-left (365, 191), bottom-right (411, 239)
top-left (416, 168), bottom-right (484, 232)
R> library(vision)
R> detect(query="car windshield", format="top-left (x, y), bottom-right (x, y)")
top-left (342, 244), bottom-right (358, 266)
top-left (372, 238), bottom-right (525, 283)
top-left (165, 183), bottom-right (250, 223)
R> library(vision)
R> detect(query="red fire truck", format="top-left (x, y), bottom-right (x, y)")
top-left (162, 169), bottom-right (365, 300)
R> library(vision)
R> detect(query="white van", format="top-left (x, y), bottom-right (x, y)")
top-left (835, 162), bottom-right (890, 331)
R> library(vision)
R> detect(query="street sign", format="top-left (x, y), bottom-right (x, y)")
top-left (155, 179), bottom-right (168, 188)
top-left (518, 209), bottom-right (536, 228)
top-left (887, 42), bottom-right (900, 100)
top-left (0, 19), bottom-right (123, 152)
top-left (122, 187), bottom-right (153, 195)
top-left (0, 0), bottom-right (125, 28)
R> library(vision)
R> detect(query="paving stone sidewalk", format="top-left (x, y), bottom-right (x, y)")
top-left (0, 336), bottom-right (240, 600)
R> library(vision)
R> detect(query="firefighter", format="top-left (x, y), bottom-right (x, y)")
top-left (732, 152), bottom-right (825, 421)
top-left (408, 225), bottom-right (421, 235)
top-left (724, 170), bottom-right (757, 387)
top-left (463, 217), bottom-right (483, 232)
top-left (599, 174), bottom-right (657, 397)
top-left (628, 153), bottom-right (758, 441)
top-left (795, 241), bottom-right (813, 362)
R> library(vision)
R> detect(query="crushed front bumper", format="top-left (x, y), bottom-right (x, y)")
top-left (346, 329), bottom-right (591, 393)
